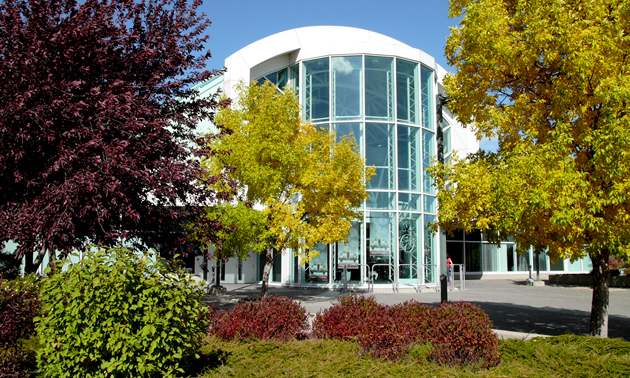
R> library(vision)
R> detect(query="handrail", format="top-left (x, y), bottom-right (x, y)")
top-left (397, 263), bottom-right (420, 291)
top-left (369, 263), bottom-right (395, 292)
top-left (447, 263), bottom-right (465, 291)
top-left (336, 263), bottom-right (372, 292)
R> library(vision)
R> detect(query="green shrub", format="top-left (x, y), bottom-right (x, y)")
top-left (35, 246), bottom-right (210, 378)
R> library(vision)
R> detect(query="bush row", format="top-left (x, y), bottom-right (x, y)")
top-left (209, 294), bottom-right (500, 367)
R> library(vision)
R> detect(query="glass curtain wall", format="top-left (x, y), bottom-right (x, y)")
top-left (297, 55), bottom-right (437, 287)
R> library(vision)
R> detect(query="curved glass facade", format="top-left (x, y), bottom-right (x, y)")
top-left (259, 55), bottom-right (438, 287)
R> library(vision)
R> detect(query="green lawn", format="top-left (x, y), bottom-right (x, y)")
top-left (196, 335), bottom-right (630, 378)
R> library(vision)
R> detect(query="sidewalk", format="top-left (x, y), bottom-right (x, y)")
top-left (203, 279), bottom-right (630, 341)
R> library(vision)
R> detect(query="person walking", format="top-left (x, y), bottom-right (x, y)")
top-left (446, 254), bottom-right (453, 284)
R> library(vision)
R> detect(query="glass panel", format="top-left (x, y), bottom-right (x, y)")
top-left (446, 229), bottom-right (464, 241)
top-left (466, 229), bottom-right (482, 241)
top-left (502, 244), bottom-right (515, 272)
top-left (366, 123), bottom-right (395, 190)
top-left (304, 243), bottom-right (329, 284)
top-left (584, 255), bottom-right (593, 271)
top-left (568, 259), bottom-right (582, 271)
top-left (422, 130), bottom-right (435, 194)
top-left (367, 212), bottom-right (396, 284)
top-left (423, 215), bottom-right (437, 283)
top-left (399, 213), bottom-right (421, 281)
top-left (465, 242), bottom-right (482, 272)
top-left (290, 64), bottom-right (299, 92)
top-left (335, 221), bottom-right (363, 284)
top-left (332, 56), bottom-right (362, 120)
top-left (535, 250), bottom-right (548, 271)
top-left (398, 192), bottom-right (421, 211)
top-left (365, 56), bottom-right (394, 121)
top-left (482, 244), bottom-right (499, 272)
top-left (303, 58), bottom-right (330, 122)
top-left (550, 257), bottom-right (564, 271)
top-left (334, 122), bottom-right (363, 156)
top-left (366, 191), bottom-right (395, 210)
top-left (396, 59), bottom-right (418, 124)
top-left (272, 250), bottom-right (282, 282)
top-left (421, 65), bottom-right (434, 130)
top-left (517, 248), bottom-right (530, 271)
top-left (423, 195), bottom-right (436, 214)
top-left (447, 242), bottom-right (464, 266)
top-left (443, 125), bottom-right (451, 155)
top-left (397, 125), bottom-right (421, 192)
top-left (291, 254), bottom-right (299, 284)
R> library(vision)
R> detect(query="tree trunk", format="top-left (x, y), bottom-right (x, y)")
top-left (30, 245), bottom-right (48, 274)
top-left (589, 248), bottom-right (610, 337)
top-left (260, 247), bottom-right (275, 298)
top-left (214, 260), bottom-right (221, 287)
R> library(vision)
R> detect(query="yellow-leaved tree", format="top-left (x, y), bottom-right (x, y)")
top-left (198, 81), bottom-right (374, 297)
top-left (431, 0), bottom-right (630, 337)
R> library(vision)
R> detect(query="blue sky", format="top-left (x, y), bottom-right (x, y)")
top-left (200, 0), bottom-right (457, 70)
top-left (199, 0), bottom-right (497, 151)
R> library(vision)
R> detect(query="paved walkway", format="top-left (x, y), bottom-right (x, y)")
top-left (203, 279), bottom-right (630, 341)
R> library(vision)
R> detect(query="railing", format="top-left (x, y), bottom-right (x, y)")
top-left (448, 264), bottom-right (466, 291)
top-left (369, 264), bottom-right (395, 292)
top-left (397, 263), bottom-right (420, 291)
top-left (337, 263), bottom-right (371, 292)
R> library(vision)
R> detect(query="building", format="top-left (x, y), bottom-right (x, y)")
top-left (191, 26), bottom-right (592, 289)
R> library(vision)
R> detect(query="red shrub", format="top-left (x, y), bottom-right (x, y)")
top-left (0, 278), bottom-right (41, 347)
top-left (0, 277), bottom-right (41, 378)
top-left (429, 301), bottom-right (500, 368)
top-left (311, 294), bottom-right (380, 340)
top-left (209, 296), bottom-right (308, 341)
top-left (356, 300), bottom-right (434, 360)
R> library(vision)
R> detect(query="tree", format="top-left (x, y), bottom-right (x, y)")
top-left (0, 0), bottom-right (229, 270)
top-left (186, 200), bottom-right (266, 287)
top-left (198, 82), bottom-right (374, 297)
top-left (432, 0), bottom-right (630, 337)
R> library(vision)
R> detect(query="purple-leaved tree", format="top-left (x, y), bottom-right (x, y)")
top-left (0, 0), bottom-right (231, 271)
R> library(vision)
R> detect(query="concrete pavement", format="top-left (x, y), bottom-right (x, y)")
top-left (203, 279), bottom-right (630, 341)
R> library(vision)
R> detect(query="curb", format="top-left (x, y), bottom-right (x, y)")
top-left (493, 329), bottom-right (551, 340)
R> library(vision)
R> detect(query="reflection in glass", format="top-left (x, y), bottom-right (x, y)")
top-left (365, 56), bottom-right (394, 121)
top-left (290, 64), bottom-right (299, 92)
top-left (398, 193), bottom-right (421, 211)
top-left (421, 66), bottom-right (434, 130)
top-left (422, 130), bottom-right (435, 194)
top-left (366, 123), bottom-right (394, 190)
top-left (367, 212), bottom-right (396, 284)
top-left (399, 213), bottom-right (421, 281)
top-left (423, 195), bottom-right (436, 214)
top-left (516, 247), bottom-right (530, 271)
top-left (303, 58), bottom-right (330, 122)
top-left (398, 125), bottom-right (421, 192)
top-left (332, 56), bottom-right (362, 120)
top-left (258, 68), bottom-right (288, 89)
top-left (304, 243), bottom-right (329, 284)
top-left (482, 244), bottom-right (499, 271)
top-left (335, 221), bottom-right (362, 283)
top-left (424, 215), bottom-right (436, 283)
top-left (397, 59), bottom-right (418, 124)
top-left (366, 191), bottom-right (395, 210)
top-left (334, 122), bottom-right (363, 156)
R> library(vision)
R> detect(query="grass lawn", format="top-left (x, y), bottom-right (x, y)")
top-left (196, 335), bottom-right (630, 377)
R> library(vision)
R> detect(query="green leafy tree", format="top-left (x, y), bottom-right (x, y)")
top-left (198, 82), bottom-right (374, 296)
top-left (35, 246), bottom-right (209, 377)
top-left (187, 200), bottom-right (266, 287)
top-left (431, 0), bottom-right (630, 337)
